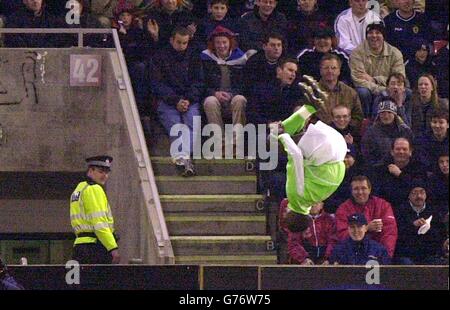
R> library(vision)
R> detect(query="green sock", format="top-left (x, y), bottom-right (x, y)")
top-left (281, 105), bottom-right (317, 135)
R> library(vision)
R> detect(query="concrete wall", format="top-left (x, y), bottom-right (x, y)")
top-left (0, 48), bottom-right (146, 263)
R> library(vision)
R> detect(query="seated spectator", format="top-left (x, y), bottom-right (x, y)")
top-left (246, 58), bottom-right (303, 125)
top-left (315, 53), bottom-right (363, 128)
top-left (115, 6), bottom-right (151, 115)
top-left (405, 40), bottom-right (435, 92)
top-left (288, 202), bottom-right (337, 265)
top-left (372, 73), bottom-right (412, 126)
top-left (334, 0), bottom-right (381, 55)
top-left (324, 144), bottom-right (364, 214)
top-left (285, 0), bottom-right (330, 54)
top-left (335, 175), bottom-right (398, 258)
top-left (378, 0), bottom-right (426, 17)
top-left (297, 28), bottom-right (351, 85)
top-left (317, 0), bottom-right (349, 23)
top-left (4, 0), bottom-right (60, 48)
top-left (150, 27), bottom-right (202, 176)
top-left (429, 151), bottom-right (449, 229)
top-left (91, 0), bottom-right (146, 27)
top-left (361, 100), bottom-right (413, 168)
top-left (242, 32), bottom-right (285, 99)
top-left (372, 137), bottom-right (428, 208)
top-left (411, 73), bottom-right (449, 136)
top-left (384, 0), bottom-right (431, 63)
top-left (193, 0), bottom-right (238, 52)
top-left (330, 106), bottom-right (362, 151)
top-left (238, 0), bottom-right (287, 51)
top-left (394, 181), bottom-right (447, 264)
top-left (350, 22), bottom-right (405, 117)
top-left (414, 109), bottom-right (449, 174)
top-left (425, 0), bottom-right (449, 40)
top-left (432, 39), bottom-right (449, 99)
top-left (62, 0), bottom-right (107, 48)
top-left (330, 213), bottom-right (391, 265)
top-left (199, 26), bottom-right (255, 148)
top-left (144, 0), bottom-right (196, 50)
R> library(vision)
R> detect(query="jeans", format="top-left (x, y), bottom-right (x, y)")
top-left (157, 101), bottom-right (200, 160)
top-left (356, 87), bottom-right (373, 118)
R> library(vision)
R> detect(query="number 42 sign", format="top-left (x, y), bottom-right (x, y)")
top-left (70, 54), bottom-right (102, 87)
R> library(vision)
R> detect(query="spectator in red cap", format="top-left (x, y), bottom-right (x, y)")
top-left (197, 25), bottom-right (256, 152)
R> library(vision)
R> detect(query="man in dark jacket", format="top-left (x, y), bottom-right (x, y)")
top-left (4, 0), bottom-right (60, 48)
top-left (238, 0), bottom-right (287, 51)
top-left (247, 58), bottom-right (304, 125)
top-left (296, 28), bottom-right (351, 85)
top-left (373, 137), bottom-right (428, 208)
top-left (150, 27), bottom-right (202, 176)
top-left (330, 213), bottom-right (391, 265)
top-left (394, 182), bottom-right (447, 264)
top-left (242, 31), bottom-right (285, 99)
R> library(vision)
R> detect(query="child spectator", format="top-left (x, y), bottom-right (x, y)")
top-left (288, 201), bottom-right (337, 265)
top-left (330, 106), bottom-right (362, 153)
top-left (372, 73), bottom-right (412, 126)
top-left (361, 100), bottom-right (413, 168)
top-left (330, 213), bottom-right (391, 265)
top-left (144, 0), bottom-right (196, 49)
top-left (286, 0), bottom-right (330, 54)
top-left (194, 0), bottom-right (237, 52)
top-left (405, 40), bottom-right (435, 91)
top-left (411, 73), bottom-right (449, 136)
top-left (238, 0), bottom-right (287, 51)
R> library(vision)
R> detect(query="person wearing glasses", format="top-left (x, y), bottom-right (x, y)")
top-left (69, 155), bottom-right (120, 264)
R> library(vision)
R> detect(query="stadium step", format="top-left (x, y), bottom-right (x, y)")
top-left (159, 194), bottom-right (265, 213)
top-left (165, 214), bottom-right (267, 236)
top-left (151, 157), bottom-right (257, 176)
top-left (170, 236), bottom-right (275, 256)
top-left (155, 176), bottom-right (257, 195)
top-left (148, 121), bottom-right (275, 265)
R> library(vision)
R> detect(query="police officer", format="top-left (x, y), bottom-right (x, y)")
top-left (70, 155), bottom-right (120, 264)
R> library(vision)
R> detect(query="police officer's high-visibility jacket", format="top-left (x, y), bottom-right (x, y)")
top-left (70, 179), bottom-right (118, 251)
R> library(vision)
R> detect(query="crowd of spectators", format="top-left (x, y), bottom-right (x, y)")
top-left (0, 0), bottom-right (448, 265)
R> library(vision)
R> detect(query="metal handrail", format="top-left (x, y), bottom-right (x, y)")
top-left (0, 28), bottom-right (174, 264)
top-left (110, 29), bottom-right (174, 264)
top-left (0, 28), bottom-right (112, 47)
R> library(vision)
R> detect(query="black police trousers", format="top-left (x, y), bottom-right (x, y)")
top-left (72, 243), bottom-right (112, 264)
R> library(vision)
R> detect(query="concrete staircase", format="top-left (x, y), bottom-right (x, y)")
top-left (147, 120), bottom-right (277, 265)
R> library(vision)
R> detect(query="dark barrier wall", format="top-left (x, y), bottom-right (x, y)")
top-left (7, 265), bottom-right (448, 290)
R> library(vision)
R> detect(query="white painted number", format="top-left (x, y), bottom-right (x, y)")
top-left (73, 58), bottom-right (85, 82)
top-left (86, 59), bottom-right (99, 83)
